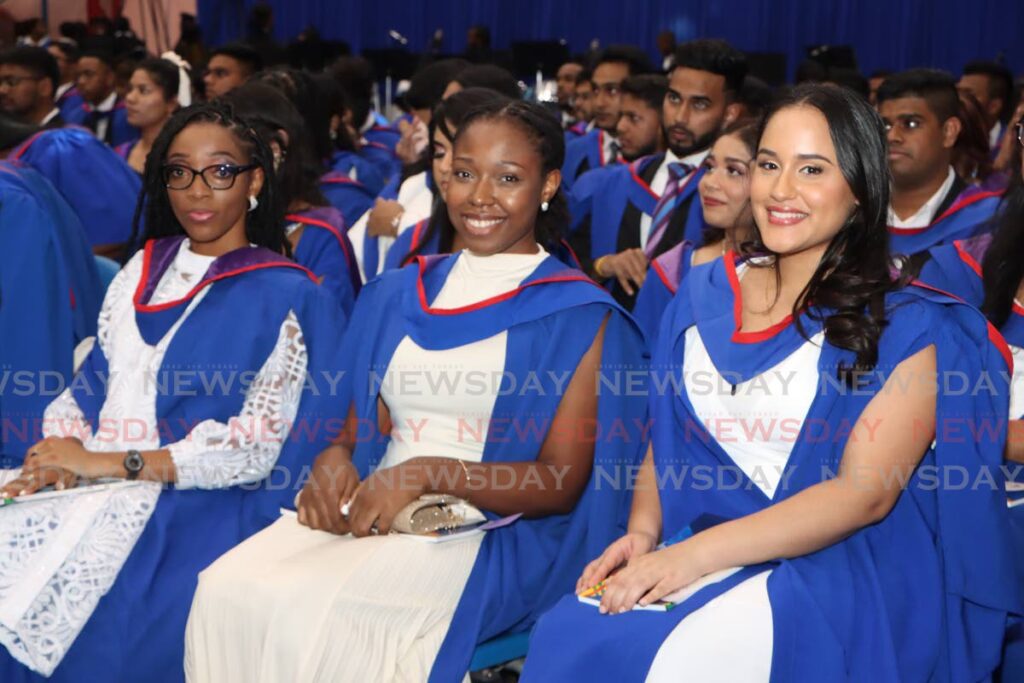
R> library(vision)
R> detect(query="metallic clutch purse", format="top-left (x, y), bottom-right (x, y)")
top-left (391, 494), bottom-right (479, 535)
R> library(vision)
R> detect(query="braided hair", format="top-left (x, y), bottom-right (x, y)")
top-left (127, 100), bottom-right (287, 260)
top-left (452, 99), bottom-right (569, 249)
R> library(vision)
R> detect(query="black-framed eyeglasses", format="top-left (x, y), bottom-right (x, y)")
top-left (162, 163), bottom-right (256, 190)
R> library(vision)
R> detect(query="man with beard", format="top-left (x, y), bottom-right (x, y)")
top-left (877, 69), bottom-right (1002, 254)
top-left (568, 39), bottom-right (745, 310)
top-left (562, 45), bottom-right (653, 193)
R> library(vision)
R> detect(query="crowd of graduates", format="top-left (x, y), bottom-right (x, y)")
top-left (0, 9), bottom-right (1022, 682)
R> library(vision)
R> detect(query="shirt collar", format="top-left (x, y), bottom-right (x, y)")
top-left (887, 166), bottom-right (957, 229)
top-left (359, 110), bottom-right (376, 136)
top-left (94, 91), bottom-right (117, 113)
top-left (40, 108), bottom-right (60, 126)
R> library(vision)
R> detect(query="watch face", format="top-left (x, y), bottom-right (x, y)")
top-left (126, 452), bottom-right (144, 470)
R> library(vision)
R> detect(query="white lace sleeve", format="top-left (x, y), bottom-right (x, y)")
top-left (168, 310), bottom-right (308, 489)
top-left (40, 387), bottom-right (91, 443)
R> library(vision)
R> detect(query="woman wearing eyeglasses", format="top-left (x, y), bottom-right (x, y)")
top-left (0, 101), bottom-right (347, 682)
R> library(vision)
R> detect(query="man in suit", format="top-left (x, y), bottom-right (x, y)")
top-left (569, 39), bottom-right (746, 309)
top-left (562, 45), bottom-right (654, 192)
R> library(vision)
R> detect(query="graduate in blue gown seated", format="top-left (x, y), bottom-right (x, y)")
top-left (63, 49), bottom-right (138, 147)
top-left (327, 56), bottom-right (401, 181)
top-left (316, 73), bottom-right (386, 195)
top-left (48, 40), bottom-right (84, 122)
top-left (9, 125), bottom-right (142, 257)
top-left (185, 99), bottom-right (649, 683)
top-left (632, 119), bottom-right (759, 346)
top-left (0, 160), bottom-right (101, 467)
top-left (562, 46), bottom-right (654, 194)
top-left (223, 82), bottom-right (360, 314)
top-left (572, 40), bottom-right (746, 310)
top-left (384, 88), bottom-right (510, 270)
top-left (386, 88), bottom-right (581, 272)
top-left (915, 118), bottom-right (1024, 678)
top-left (254, 68), bottom-right (380, 232)
top-left (878, 69), bottom-right (1002, 255)
top-left (521, 83), bottom-right (1022, 683)
top-left (349, 60), bottom-right (476, 281)
top-left (114, 57), bottom-right (185, 174)
top-left (0, 101), bottom-right (346, 682)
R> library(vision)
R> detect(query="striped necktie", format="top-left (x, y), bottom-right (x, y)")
top-left (645, 161), bottom-right (693, 258)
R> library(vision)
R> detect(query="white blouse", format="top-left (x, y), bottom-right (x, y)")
top-left (0, 240), bottom-right (309, 675)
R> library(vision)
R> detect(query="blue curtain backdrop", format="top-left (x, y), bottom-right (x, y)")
top-left (197, 0), bottom-right (1023, 78)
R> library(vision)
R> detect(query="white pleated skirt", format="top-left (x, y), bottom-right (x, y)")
top-left (185, 515), bottom-right (483, 683)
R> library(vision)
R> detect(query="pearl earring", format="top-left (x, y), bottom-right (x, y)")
top-left (248, 196), bottom-right (259, 212)
top-left (540, 201), bottom-right (549, 212)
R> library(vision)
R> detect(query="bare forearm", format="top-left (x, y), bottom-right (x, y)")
top-left (89, 449), bottom-right (176, 482)
top-left (407, 457), bottom-right (589, 518)
top-left (626, 448), bottom-right (662, 541)
top-left (687, 477), bottom-right (888, 575)
top-left (1005, 419), bottom-right (1024, 463)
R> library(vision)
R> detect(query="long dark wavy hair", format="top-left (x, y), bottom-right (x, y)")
top-left (128, 101), bottom-right (287, 260)
top-left (402, 88), bottom-right (511, 265)
top-left (449, 99), bottom-right (570, 248)
top-left (980, 114), bottom-right (1024, 328)
top-left (745, 83), bottom-right (897, 382)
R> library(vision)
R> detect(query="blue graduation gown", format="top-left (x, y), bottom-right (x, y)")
top-left (363, 124), bottom-right (402, 182)
top-left (334, 253), bottom-right (649, 681)
top-left (62, 99), bottom-right (138, 147)
top-left (562, 129), bottom-right (617, 194)
top-left (0, 237), bottom-right (348, 682)
top-left (329, 150), bottom-right (386, 196)
top-left (631, 240), bottom-right (695, 347)
top-left (11, 128), bottom-right (142, 248)
top-left (319, 170), bottom-right (376, 228)
top-left (55, 86), bottom-right (84, 122)
top-left (364, 123), bottom-right (400, 152)
top-left (286, 206), bottom-right (361, 315)
top-left (383, 218), bottom-right (434, 270)
top-left (915, 231), bottom-right (1024, 681)
top-left (0, 164), bottom-right (102, 466)
top-left (888, 186), bottom-right (1003, 255)
top-left (523, 253), bottom-right (1021, 682)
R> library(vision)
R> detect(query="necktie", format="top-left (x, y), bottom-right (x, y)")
top-left (645, 161), bottom-right (693, 258)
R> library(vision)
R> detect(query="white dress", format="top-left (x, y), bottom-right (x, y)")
top-left (0, 241), bottom-right (308, 676)
top-left (348, 171), bottom-right (434, 282)
top-left (646, 264), bottom-right (823, 682)
top-left (185, 248), bottom-right (550, 683)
